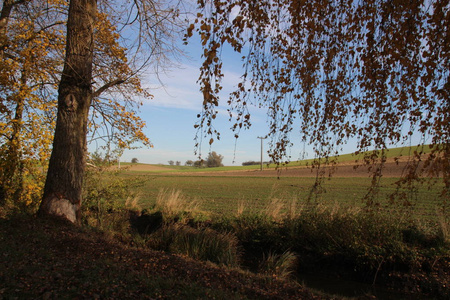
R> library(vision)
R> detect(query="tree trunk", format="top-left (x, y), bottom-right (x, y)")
top-left (38, 0), bottom-right (97, 223)
top-left (0, 0), bottom-right (14, 43)
top-left (0, 0), bottom-right (31, 50)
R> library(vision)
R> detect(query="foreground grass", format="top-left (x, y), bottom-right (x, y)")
top-left (0, 216), bottom-right (326, 300)
top-left (128, 189), bottom-right (449, 299)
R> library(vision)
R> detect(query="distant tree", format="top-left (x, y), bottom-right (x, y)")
top-left (185, 160), bottom-right (194, 166)
top-left (168, 160), bottom-right (174, 166)
top-left (131, 158), bottom-right (139, 164)
top-left (193, 160), bottom-right (204, 168)
top-left (206, 151), bottom-right (224, 168)
top-left (242, 160), bottom-right (271, 166)
top-left (176, 161), bottom-right (181, 166)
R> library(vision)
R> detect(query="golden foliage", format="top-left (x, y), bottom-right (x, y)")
top-left (0, 0), bottom-right (176, 208)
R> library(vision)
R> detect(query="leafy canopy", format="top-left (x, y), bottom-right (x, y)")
top-left (188, 0), bottom-right (449, 199)
top-left (0, 0), bottom-right (185, 209)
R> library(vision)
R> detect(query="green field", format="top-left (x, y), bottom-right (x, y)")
top-left (112, 145), bottom-right (445, 221)
top-left (125, 174), bottom-right (445, 221)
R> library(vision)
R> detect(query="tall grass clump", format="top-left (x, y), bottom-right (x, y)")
top-left (262, 197), bottom-right (286, 221)
top-left (236, 199), bottom-right (246, 217)
top-left (259, 250), bottom-right (297, 279)
top-left (130, 189), bottom-right (208, 236)
top-left (154, 188), bottom-right (202, 222)
top-left (133, 189), bottom-right (238, 266)
top-left (148, 223), bottom-right (240, 267)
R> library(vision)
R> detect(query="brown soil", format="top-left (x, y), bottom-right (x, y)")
top-left (119, 164), bottom-right (171, 172)
top-left (173, 162), bottom-right (407, 178)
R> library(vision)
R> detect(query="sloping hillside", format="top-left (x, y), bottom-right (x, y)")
top-left (0, 216), bottom-right (332, 299)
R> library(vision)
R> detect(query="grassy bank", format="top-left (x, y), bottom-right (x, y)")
top-left (127, 188), bottom-right (449, 298)
top-left (78, 167), bottom-right (449, 299)
top-left (0, 216), bottom-right (322, 300)
top-left (2, 152), bottom-right (447, 299)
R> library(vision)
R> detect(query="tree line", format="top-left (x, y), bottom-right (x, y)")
top-left (184, 151), bottom-right (224, 168)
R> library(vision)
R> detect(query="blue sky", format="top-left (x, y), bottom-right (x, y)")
top-left (120, 40), bottom-right (281, 166)
top-left (119, 37), bottom-right (366, 166)
top-left (115, 2), bottom-right (361, 166)
top-left (118, 25), bottom-right (424, 167)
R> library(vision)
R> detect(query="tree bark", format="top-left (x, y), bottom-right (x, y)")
top-left (0, 0), bottom-right (30, 50)
top-left (38, 0), bottom-right (97, 223)
top-left (0, 0), bottom-right (15, 37)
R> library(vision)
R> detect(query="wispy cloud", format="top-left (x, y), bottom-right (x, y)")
top-left (142, 64), bottom-right (201, 109)
top-left (142, 62), bottom-right (245, 111)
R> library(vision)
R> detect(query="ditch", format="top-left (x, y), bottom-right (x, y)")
top-left (297, 273), bottom-right (432, 299)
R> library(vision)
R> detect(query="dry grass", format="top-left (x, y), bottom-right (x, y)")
top-left (259, 250), bottom-right (298, 280)
top-left (155, 189), bottom-right (199, 219)
top-left (236, 199), bottom-right (246, 217)
top-left (125, 196), bottom-right (142, 211)
top-left (286, 197), bottom-right (299, 220)
top-left (436, 208), bottom-right (450, 244)
top-left (263, 197), bottom-right (285, 221)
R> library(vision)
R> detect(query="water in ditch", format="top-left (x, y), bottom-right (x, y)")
top-left (297, 273), bottom-right (432, 299)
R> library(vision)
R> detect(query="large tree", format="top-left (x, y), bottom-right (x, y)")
top-left (37, 0), bottom-right (184, 222)
top-left (38, 0), bottom-right (97, 222)
top-left (1, 0), bottom-right (183, 219)
top-left (189, 0), bottom-right (449, 202)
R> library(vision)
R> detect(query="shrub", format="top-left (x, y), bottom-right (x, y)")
top-left (241, 161), bottom-right (258, 166)
top-left (214, 201), bottom-right (449, 286)
top-left (82, 168), bottom-right (143, 232)
top-left (193, 160), bottom-right (205, 168)
top-left (241, 161), bottom-right (271, 166)
top-left (154, 189), bottom-right (201, 222)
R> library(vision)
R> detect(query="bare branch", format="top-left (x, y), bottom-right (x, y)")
top-left (93, 79), bottom-right (125, 98)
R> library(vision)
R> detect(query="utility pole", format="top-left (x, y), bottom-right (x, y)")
top-left (257, 136), bottom-right (267, 171)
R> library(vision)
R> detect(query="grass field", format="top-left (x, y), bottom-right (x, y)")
top-left (118, 174), bottom-right (445, 222)
top-left (108, 145), bottom-right (446, 222)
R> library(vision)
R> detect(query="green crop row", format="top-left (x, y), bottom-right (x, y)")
top-left (122, 174), bottom-right (445, 222)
